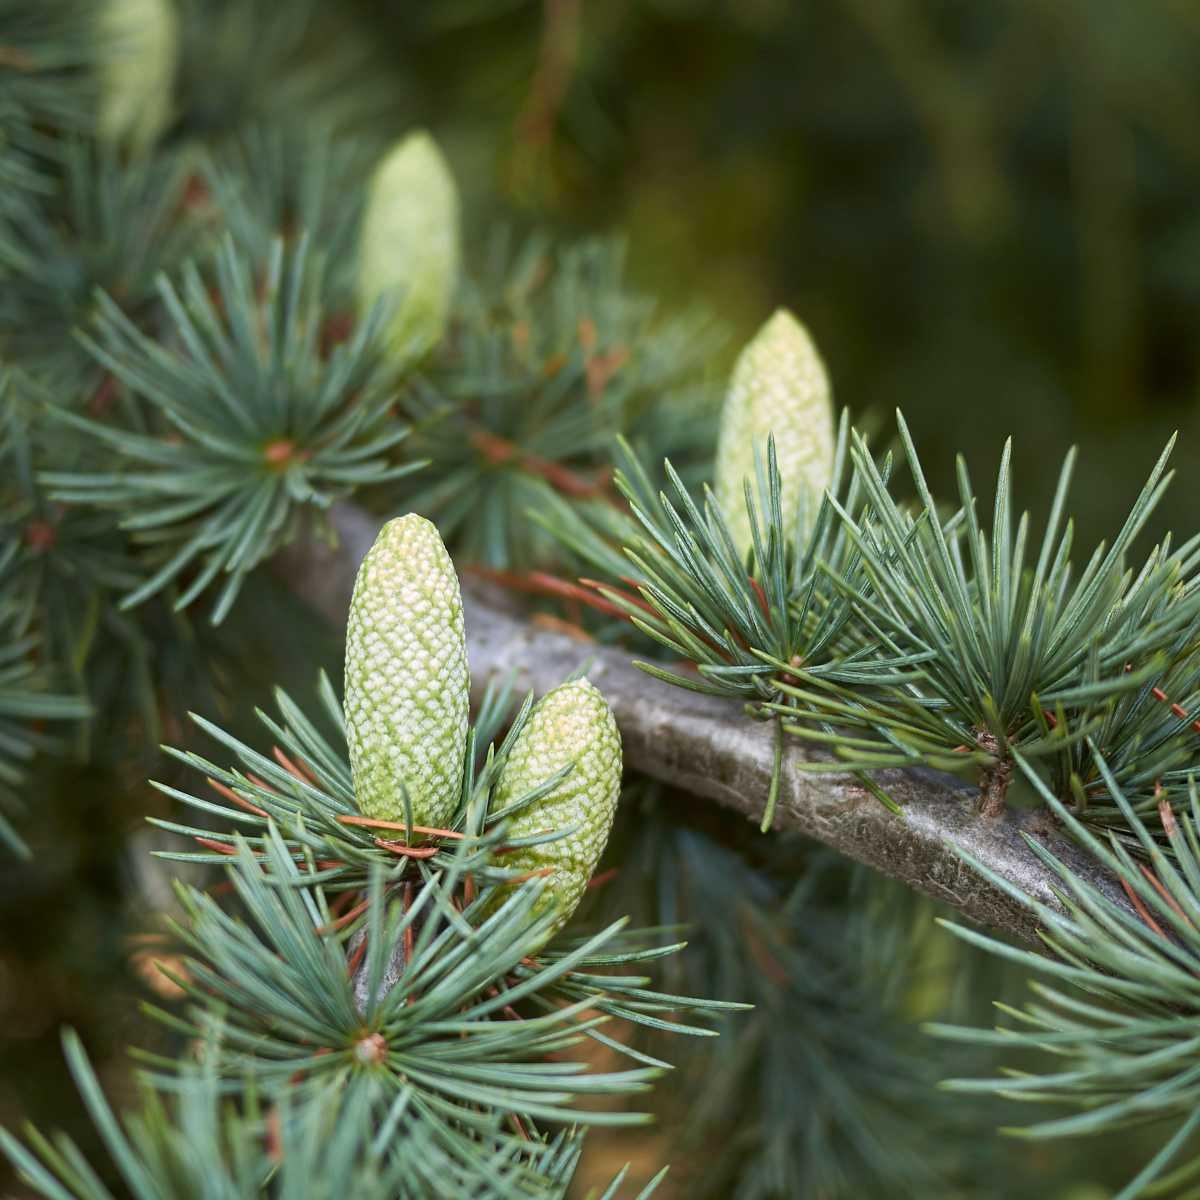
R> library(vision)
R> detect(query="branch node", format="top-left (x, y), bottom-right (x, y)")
top-left (975, 730), bottom-right (1012, 819)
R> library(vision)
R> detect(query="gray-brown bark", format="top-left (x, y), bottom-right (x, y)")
top-left (276, 503), bottom-right (1128, 947)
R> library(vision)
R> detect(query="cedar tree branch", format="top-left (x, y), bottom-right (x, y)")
top-left (276, 503), bottom-right (1129, 947)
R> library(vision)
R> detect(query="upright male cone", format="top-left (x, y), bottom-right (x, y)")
top-left (344, 515), bottom-right (469, 829)
top-left (356, 131), bottom-right (461, 363)
top-left (97, 0), bottom-right (179, 152)
top-left (713, 308), bottom-right (835, 558)
top-left (489, 679), bottom-right (622, 939)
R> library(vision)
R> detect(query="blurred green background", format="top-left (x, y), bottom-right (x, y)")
top-left (5, 1), bottom-right (1200, 1195)
top-left (417, 0), bottom-right (1200, 548)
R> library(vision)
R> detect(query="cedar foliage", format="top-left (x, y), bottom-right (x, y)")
top-left (4, 3), bottom-right (1200, 1198)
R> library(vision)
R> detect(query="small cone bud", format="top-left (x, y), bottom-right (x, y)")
top-left (713, 308), bottom-right (835, 557)
top-left (97, 0), bottom-right (179, 152)
top-left (344, 515), bottom-right (469, 829)
top-left (489, 679), bottom-right (622, 939)
top-left (356, 131), bottom-right (460, 363)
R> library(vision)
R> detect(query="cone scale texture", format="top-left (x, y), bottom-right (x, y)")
top-left (492, 679), bottom-right (622, 934)
top-left (344, 515), bottom-right (469, 829)
top-left (713, 308), bottom-right (835, 557)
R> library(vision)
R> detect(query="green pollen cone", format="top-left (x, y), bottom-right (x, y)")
top-left (713, 308), bottom-right (835, 558)
top-left (490, 679), bottom-right (622, 938)
top-left (356, 130), bottom-right (461, 363)
top-left (344, 515), bottom-right (469, 830)
top-left (97, 0), bottom-right (179, 153)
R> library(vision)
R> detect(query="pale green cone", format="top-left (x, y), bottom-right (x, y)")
top-left (713, 308), bottom-right (835, 559)
top-left (490, 679), bottom-right (622, 938)
top-left (344, 515), bottom-right (469, 829)
top-left (356, 131), bottom-right (461, 363)
top-left (97, 0), bottom-right (179, 152)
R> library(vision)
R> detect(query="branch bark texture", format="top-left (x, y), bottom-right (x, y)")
top-left (277, 504), bottom-right (1128, 947)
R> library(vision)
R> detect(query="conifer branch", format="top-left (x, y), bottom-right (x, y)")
top-left (278, 502), bottom-right (1131, 947)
